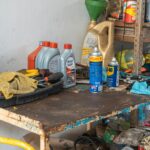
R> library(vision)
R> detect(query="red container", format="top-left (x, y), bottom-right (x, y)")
top-left (28, 41), bottom-right (50, 69)
top-left (138, 145), bottom-right (145, 150)
top-left (123, 0), bottom-right (137, 23)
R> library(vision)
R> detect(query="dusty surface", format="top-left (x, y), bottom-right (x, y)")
top-left (7, 89), bottom-right (150, 133)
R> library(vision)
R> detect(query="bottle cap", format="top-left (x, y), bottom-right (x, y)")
top-left (112, 57), bottom-right (117, 62)
top-left (94, 47), bottom-right (98, 52)
top-left (41, 41), bottom-right (51, 47)
top-left (64, 44), bottom-right (72, 49)
top-left (39, 41), bottom-right (43, 46)
top-left (50, 42), bottom-right (58, 48)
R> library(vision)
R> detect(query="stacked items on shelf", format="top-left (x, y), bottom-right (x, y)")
top-left (108, 0), bottom-right (150, 43)
top-left (107, 0), bottom-right (150, 75)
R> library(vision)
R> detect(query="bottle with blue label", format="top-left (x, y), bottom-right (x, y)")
top-left (89, 47), bottom-right (103, 93)
top-left (107, 57), bottom-right (119, 89)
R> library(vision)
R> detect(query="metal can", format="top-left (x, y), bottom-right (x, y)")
top-left (107, 57), bottom-right (119, 88)
top-left (89, 47), bottom-right (103, 93)
top-left (123, 0), bottom-right (137, 23)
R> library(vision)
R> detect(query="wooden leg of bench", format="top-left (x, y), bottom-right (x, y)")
top-left (130, 106), bottom-right (138, 128)
top-left (40, 134), bottom-right (49, 150)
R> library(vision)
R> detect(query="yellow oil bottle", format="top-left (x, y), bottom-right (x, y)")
top-left (81, 21), bottom-right (114, 67)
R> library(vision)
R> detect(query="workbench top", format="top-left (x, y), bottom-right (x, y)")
top-left (6, 87), bottom-right (150, 134)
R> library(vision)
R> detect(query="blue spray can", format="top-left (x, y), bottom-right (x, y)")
top-left (89, 47), bottom-right (103, 93)
top-left (107, 57), bottom-right (119, 88)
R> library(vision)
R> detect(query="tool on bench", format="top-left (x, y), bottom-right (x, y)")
top-left (120, 70), bottom-right (150, 84)
top-left (37, 72), bottom-right (63, 88)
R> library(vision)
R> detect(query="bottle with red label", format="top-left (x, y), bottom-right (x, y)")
top-left (123, 0), bottom-right (137, 23)
top-left (61, 44), bottom-right (76, 88)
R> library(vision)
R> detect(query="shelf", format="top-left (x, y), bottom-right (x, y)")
top-left (115, 20), bottom-right (135, 28)
top-left (115, 35), bottom-right (134, 42)
top-left (144, 37), bottom-right (150, 42)
top-left (114, 20), bottom-right (150, 28)
top-left (115, 34), bottom-right (150, 43)
top-left (144, 22), bottom-right (150, 28)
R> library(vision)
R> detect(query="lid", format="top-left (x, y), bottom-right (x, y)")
top-left (64, 44), bottom-right (72, 49)
top-left (41, 41), bottom-right (51, 47)
top-left (112, 57), bottom-right (117, 62)
top-left (109, 57), bottom-right (119, 66)
top-left (93, 47), bottom-right (98, 52)
top-left (50, 42), bottom-right (58, 48)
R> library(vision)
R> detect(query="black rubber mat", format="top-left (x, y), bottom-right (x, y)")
top-left (0, 80), bottom-right (63, 108)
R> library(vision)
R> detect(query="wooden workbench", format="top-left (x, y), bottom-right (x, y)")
top-left (0, 87), bottom-right (149, 150)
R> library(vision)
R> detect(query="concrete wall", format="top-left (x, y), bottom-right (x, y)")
top-left (0, 0), bottom-right (89, 149)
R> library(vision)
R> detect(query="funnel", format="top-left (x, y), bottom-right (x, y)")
top-left (85, 0), bottom-right (107, 28)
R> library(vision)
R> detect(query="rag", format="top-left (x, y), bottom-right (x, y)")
top-left (0, 72), bottom-right (38, 99)
top-left (130, 81), bottom-right (150, 95)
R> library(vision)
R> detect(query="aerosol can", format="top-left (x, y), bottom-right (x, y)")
top-left (107, 57), bottom-right (119, 88)
top-left (89, 47), bottom-right (103, 93)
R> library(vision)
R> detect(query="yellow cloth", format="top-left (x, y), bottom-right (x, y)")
top-left (0, 72), bottom-right (38, 99)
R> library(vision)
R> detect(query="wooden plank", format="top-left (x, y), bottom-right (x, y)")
top-left (115, 33), bottom-right (150, 43)
top-left (115, 35), bottom-right (134, 42)
top-left (40, 134), bottom-right (50, 150)
top-left (115, 21), bottom-right (150, 28)
top-left (133, 0), bottom-right (145, 75)
top-left (144, 22), bottom-right (150, 28)
top-left (115, 20), bottom-right (135, 28)
top-left (130, 106), bottom-right (138, 128)
top-left (144, 37), bottom-right (150, 43)
top-left (0, 108), bottom-right (43, 135)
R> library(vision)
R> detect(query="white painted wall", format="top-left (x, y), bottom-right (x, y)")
top-left (0, 0), bottom-right (89, 149)
top-left (0, 0), bottom-right (89, 71)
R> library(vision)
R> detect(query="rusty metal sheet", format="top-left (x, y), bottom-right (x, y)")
top-left (7, 90), bottom-right (150, 133)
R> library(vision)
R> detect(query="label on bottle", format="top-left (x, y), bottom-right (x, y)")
top-left (89, 56), bottom-right (103, 62)
top-left (49, 55), bottom-right (60, 73)
top-left (107, 65), bottom-right (119, 88)
top-left (89, 59), bottom-right (103, 93)
top-left (65, 57), bottom-right (76, 86)
top-left (81, 32), bottom-right (98, 65)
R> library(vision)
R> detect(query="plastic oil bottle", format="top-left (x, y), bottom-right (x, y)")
top-left (35, 41), bottom-right (51, 69)
top-left (61, 44), bottom-right (76, 88)
top-left (28, 41), bottom-right (46, 69)
top-left (89, 47), bottom-right (103, 93)
top-left (81, 21), bottom-right (114, 68)
top-left (42, 42), bottom-right (61, 73)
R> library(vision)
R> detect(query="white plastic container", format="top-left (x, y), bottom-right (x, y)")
top-left (42, 42), bottom-right (61, 73)
top-left (35, 41), bottom-right (51, 69)
top-left (61, 44), bottom-right (76, 88)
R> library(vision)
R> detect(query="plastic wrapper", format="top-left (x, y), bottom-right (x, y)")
top-left (114, 128), bottom-right (145, 146)
top-left (108, 0), bottom-right (123, 19)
